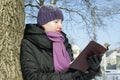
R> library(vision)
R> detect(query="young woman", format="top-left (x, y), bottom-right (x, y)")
top-left (20, 5), bottom-right (102, 80)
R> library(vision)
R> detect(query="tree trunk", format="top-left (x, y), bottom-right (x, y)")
top-left (0, 0), bottom-right (24, 80)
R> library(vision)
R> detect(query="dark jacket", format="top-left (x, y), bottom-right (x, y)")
top-left (20, 24), bottom-right (98, 80)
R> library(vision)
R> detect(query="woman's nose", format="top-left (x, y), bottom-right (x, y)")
top-left (58, 23), bottom-right (62, 28)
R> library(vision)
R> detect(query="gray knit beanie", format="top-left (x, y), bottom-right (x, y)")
top-left (37, 5), bottom-right (63, 26)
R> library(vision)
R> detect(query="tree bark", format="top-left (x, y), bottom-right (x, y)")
top-left (0, 0), bottom-right (24, 80)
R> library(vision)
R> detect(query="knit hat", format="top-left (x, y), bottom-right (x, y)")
top-left (37, 5), bottom-right (64, 26)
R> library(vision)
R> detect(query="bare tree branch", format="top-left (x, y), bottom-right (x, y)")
top-left (25, 3), bottom-right (39, 9)
top-left (35, 0), bottom-right (41, 6)
top-left (60, 7), bottom-right (93, 39)
top-left (60, 7), bottom-right (86, 23)
top-left (52, 0), bottom-right (59, 5)
top-left (96, 8), bottom-right (120, 17)
top-left (83, 0), bottom-right (97, 41)
top-left (26, 12), bottom-right (37, 18)
top-left (39, 0), bottom-right (44, 6)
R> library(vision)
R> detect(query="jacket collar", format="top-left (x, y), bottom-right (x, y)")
top-left (23, 24), bottom-right (69, 49)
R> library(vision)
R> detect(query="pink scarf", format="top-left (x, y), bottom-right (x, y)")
top-left (45, 32), bottom-right (71, 72)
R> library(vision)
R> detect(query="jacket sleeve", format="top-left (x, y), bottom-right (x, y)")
top-left (20, 39), bottom-right (77, 80)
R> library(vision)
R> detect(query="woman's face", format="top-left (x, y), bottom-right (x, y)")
top-left (42, 19), bottom-right (62, 32)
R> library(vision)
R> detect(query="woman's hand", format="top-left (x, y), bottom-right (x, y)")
top-left (87, 54), bottom-right (103, 71)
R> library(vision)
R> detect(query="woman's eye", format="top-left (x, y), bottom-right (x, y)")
top-left (55, 21), bottom-right (58, 23)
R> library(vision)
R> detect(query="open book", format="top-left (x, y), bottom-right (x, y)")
top-left (70, 41), bottom-right (109, 72)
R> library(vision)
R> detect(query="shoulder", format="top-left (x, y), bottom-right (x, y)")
top-left (21, 39), bottom-right (31, 46)
top-left (20, 39), bottom-right (33, 52)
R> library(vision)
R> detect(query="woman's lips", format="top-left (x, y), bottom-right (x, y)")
top-left (56, 28), bottom-right (62, 32)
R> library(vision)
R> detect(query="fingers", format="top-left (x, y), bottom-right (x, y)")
top-left (88, 54), bottom-right (103, 65)
top-left (88, 55), bottom-right (103, 71)
top-left (97, 54), bottom-right (103, 61)
top-left (94, 56), bottom-right (100, 64)
top-left (88, 57), bottom-right (94, 65)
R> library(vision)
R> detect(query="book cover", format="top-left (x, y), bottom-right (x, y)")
top-left (70, 41), bottom-right (108, 72)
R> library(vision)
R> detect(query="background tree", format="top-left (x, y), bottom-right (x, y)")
top-left (0, 0), bottom-right (24, 80)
